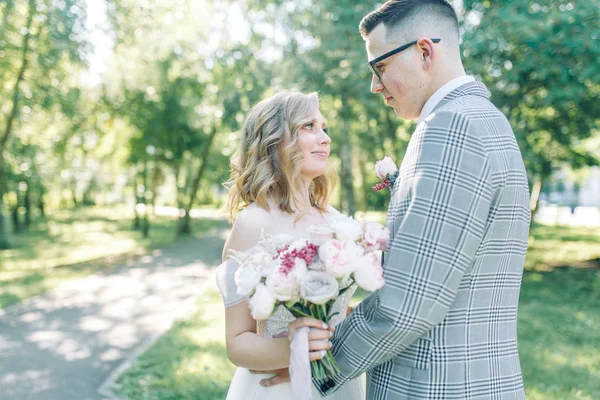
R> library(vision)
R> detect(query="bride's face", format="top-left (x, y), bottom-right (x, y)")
top-left (297, 108), bottom-right (331, 180)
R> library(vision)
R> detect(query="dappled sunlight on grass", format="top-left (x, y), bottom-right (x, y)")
top-left (112, 286), bottom-right (234, 400)
top-left (0, 206), bottom-right (225, 309)
top-left (526, 224), bottom-right (600, 270)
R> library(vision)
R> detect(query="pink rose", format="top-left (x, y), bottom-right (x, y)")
top-left (353, 252), bottom-right (385, 292)
top-left (361, 220), bottom-right (391, 252)
top-left (375, 156), bottom-right (398, 180)
top-left (318, 239), bottom-right (364, 280)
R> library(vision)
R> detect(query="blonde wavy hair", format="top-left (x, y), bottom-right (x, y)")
top-left (224, 91), bottom-right (336, 221)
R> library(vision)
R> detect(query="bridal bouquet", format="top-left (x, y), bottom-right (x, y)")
top-left (230, 214), bottom-right (389, 384)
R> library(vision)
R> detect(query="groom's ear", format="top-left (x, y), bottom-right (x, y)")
top-left (417, 37), bottom-right (435, 70)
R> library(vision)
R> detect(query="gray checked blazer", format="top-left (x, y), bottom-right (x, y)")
top-left (317, 81), bottom-right (530, 399)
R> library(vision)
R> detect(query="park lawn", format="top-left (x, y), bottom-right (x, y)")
top-left (0, 206), bottom-right (223, 309)
top-left (111, 223), bottom-right (600, 400)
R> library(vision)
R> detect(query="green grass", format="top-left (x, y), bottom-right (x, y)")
top-left (111, 286), bottom-right (234, 400)
top-left (519, 268), bottom-right (600, 400)
top-left (526, 223), bottom-right (600, 271)
top-left (0, 206), bottom-right (223, 309)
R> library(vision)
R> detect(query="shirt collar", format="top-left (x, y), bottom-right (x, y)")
top-left (418, 75), bottom-right (475, 124)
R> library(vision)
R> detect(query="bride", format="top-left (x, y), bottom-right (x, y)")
top-left (216, 91), bottom-right (364, 399)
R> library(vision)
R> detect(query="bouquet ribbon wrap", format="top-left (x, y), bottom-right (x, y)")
top-left (290, 326), bottom-right (312, 400)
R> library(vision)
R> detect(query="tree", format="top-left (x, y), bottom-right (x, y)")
top-left (0, 0), bottom-right (88, 248)
top-left (461, 0), bottom-right (600, 219)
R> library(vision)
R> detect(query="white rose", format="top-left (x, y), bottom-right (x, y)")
top-left (375, 156), bottom-right (398, 180)
top-left (266, 266), bottom-right (300, 301)
top-left (249, 284), bottom-right (277, 320)
top-left (353, 252), bottom-right (385, 292)
top-left (307, 225), bottom-right (335, 246)
top-left (300, 271), bottom-right (340, 305)
top-left (319, 239), bottom-right (364, 280)
top-left (329, 215), bottom-right (363, 242)
top-left (234, 265), bottom-right (261, 297)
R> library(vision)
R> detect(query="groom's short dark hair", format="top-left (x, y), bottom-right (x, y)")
top-left (359, 0), bottom-right (459, 40)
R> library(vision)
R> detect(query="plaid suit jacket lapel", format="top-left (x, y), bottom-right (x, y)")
top-left (386, 80), bottom-right (491, 242)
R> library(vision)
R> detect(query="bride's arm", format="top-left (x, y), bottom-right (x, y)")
top-left (224, 302), bottom-right (291, 370)
top-left (221, 207), bottom-right (291, 370)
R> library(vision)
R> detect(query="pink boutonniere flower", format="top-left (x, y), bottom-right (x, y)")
top-left (372, 156), bottom-right (399, 191)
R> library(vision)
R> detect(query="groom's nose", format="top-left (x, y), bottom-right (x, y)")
top-left (371, 74), bottom-right (384, 93)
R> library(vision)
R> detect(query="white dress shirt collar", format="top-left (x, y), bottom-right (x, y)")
top-left (418, 75), bottom-right (475, 124)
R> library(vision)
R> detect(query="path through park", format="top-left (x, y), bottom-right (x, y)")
top-left (0, 222), bottom-right (229, 400)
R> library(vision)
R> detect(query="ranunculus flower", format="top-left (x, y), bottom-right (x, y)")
top-left (307, 225), bottom-right (335, 246)
top-left (266, 266), bottom-right (301, 301)
top-left (234, 265), bottom-right (261, 297)
top-left (353, 252), bottom-right (385, 291)
top-left (361, 220), bottom-right (391, 252)
top-left (329, 215), bottom-right (363, 242)
top-left (299, 271), bottom-right (340, 305)
top-left (375, 156), bottom-right (398, 180)
top-left (319, 239), bottom-right (364, 280)
top-left (249, 284), bottom-right (277, 320)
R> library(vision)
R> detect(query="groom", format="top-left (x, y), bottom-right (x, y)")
top-left (267, 0), bottom-right (530, 398)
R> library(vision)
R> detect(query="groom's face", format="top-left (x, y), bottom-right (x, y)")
top-left (365, 24), bottom-right (427, 120)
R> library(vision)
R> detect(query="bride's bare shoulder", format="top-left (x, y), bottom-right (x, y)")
top-left (325, 204), bottom-right (341, 216)
top-left (222, 204), bottom-right (272, 261)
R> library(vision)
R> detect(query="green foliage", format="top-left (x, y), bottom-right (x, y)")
top-left (1, 0), bottom-right (598, 240)
top-left (462, 0), bottom-right (600, 180)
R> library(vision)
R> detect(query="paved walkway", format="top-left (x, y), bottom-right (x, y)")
top-left (0, 223), bottom-right (229, 400)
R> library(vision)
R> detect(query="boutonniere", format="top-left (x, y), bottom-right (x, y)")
top-left (372, 156), bottom-right (399, 192)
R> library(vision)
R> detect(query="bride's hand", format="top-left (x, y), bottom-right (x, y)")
top-left (288, 317), bottom-right (334, 362)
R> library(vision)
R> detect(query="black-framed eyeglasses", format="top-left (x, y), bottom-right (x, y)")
top-left (368, 38), bottom-right (441, 81)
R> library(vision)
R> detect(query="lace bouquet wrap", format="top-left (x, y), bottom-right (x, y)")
top-left (230, 215), bottom-right (390, 387)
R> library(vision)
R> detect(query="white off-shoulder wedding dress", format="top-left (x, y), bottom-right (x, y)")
top-left (216, 252), bottom-right (365, 400)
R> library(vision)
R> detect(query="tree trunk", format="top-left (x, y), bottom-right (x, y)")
top-left (71, 185), bottom-right (78, 208)
top-left (0, 156), bottom-right (9, 249)
top-left (149, 166), bottom-right (162, 218)
top-left (24, 184), bottom-right (31, 229)
top-left (177, 126), bottom-right (219, 236)
top-left (141, 161), bottom-right (149, 238)
top-left (177, 210), bottom-right (192, 236)
top-left (39, 193), bottom-right (45, 218)
top-left (132, 167), bottom-right (141, 230)
top-left (0, 2), bottom-right (34, 249)
top-left (11, 203), bottom-right (19, 233)
top-left (339, 97), bottom-right (356, 217)
top-left (529, 175), bottom-right (543, 226)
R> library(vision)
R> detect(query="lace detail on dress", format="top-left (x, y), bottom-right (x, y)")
top-left (258, 282), bottom-right (356, 338)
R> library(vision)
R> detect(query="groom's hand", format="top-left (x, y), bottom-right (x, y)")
top-left (250, 367), bottom-right (291, 387)
top-left (249, 331), bottom-right (290, 387)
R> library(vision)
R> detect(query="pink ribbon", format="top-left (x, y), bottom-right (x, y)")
top-left (289, 326), bottom-right (312, 400)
